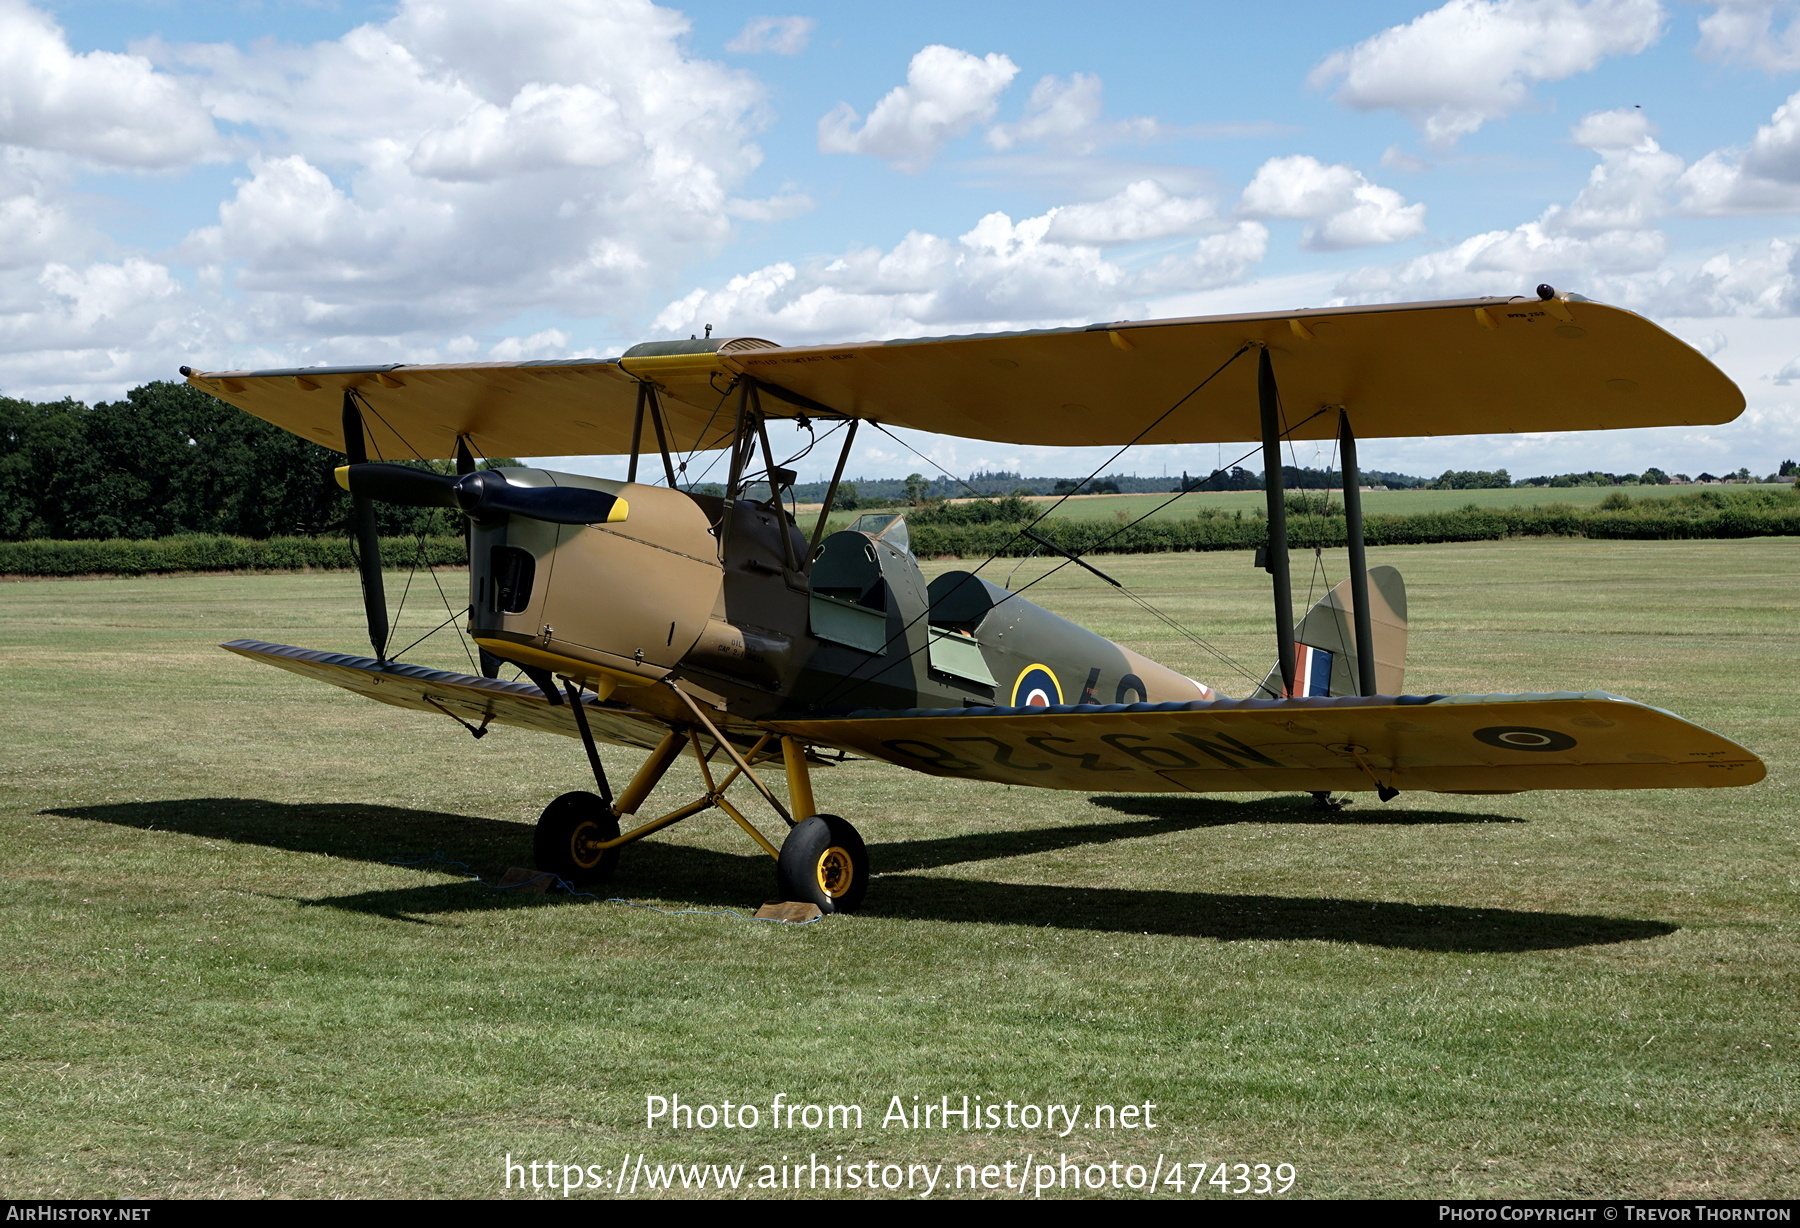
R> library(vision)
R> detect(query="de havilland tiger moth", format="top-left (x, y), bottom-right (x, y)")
top-left (178, 287), bottom-right (1766, 913)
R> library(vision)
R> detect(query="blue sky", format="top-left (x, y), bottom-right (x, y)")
top-left (6, 0), bottom-right (1800, 481)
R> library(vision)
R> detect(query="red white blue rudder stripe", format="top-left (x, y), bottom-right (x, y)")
top-left (1293, 644), bottom-right (1334, 697)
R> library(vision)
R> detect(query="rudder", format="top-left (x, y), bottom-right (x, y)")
top-left (1259, 566), bottom-right (1407, 697)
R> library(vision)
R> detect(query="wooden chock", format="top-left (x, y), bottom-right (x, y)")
top-left (756, 901), bottom-right (823, 922)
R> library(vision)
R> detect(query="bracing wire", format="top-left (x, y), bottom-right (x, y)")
top-left (854, 400), bottom-right (1335, 700)
top-left (392, 607), bottom-right (471, 662)
top-left (987, 427), bottom-right (1329, 690)
top-left (350, 387), bottom-right (425, 464)
top-left (421, 537), bottom-right (480, 674)
top-left (813, 349), bottom-right (1276, 707)
top-left (671, 388), bottom-right (733, 488)
top-left (345, 397), bottom-right (479, 672)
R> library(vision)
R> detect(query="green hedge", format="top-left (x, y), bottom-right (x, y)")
top-left (5, 500), bottom-right (1799, 577)
top-left (907, 504), bottom-right (1800, 557)
top-left (0, 535), bottom-right (466, 577)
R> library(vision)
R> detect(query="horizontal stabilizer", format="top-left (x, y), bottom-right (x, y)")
top-left (768, 691), bottom-right (1764, 796)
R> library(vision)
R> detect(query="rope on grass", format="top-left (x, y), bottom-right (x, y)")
top-left (384, 852), bottom-right (825, 925)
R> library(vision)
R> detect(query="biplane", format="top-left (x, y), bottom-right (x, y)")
top-left (180, 286), bottom-right (1765, 913)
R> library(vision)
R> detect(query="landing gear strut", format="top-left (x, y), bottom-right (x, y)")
top-left (528, 681), bottom-right (872, 911)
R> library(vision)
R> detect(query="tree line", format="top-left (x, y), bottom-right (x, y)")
top-left (3, 380), bottom-right (1790, 541)
top-left (0, 382), bottom-right (504, 541)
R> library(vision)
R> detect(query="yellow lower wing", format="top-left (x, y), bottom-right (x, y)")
top-left (221, 640), bottom-right (673, 751)
top-left (768, 693), bottom-right (1764, 795)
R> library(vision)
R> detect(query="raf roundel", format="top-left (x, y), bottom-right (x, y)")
top-left (1011, 665), bottom-right (1063, 708)
top-left (1473, 726), bottom-right (1578, 753)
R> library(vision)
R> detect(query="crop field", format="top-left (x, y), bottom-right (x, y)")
top-left (0, 539), bottom-right (1793, 1199)
top-left (806, 482), bottom-right (1794, 535)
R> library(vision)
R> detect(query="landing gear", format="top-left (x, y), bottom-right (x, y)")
top-left (533, 688), bottom-right (866, 909)
top-left (533, 790), bottom-right (620, 886)
top-left (777, 814), bottom-right (870, 914)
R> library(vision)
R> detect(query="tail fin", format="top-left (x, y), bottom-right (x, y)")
top-left (1259, 565), bottom-right (1408, 698)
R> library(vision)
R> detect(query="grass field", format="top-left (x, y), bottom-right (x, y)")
top-left (1, 540), bottom-right (1794, 1199)
top-left (804, 482), bottom-right (1795, 536)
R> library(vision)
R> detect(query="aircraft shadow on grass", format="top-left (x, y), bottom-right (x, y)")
top-left (49, 797), bottom-right (1672, 953)
top-left (1086, 793), bottom-right (1525, 826)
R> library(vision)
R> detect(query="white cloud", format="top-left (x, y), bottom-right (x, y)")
top-left (655, 211), bottom-right (1119, 340)
top-left (155, 0), bottom-right (769, 343)
top-left (406, 83), bottom-right (643, 181)
top-left (1042, 180), bottom-right (1220, 245)
top-left (1697, 1), bottom-right (1800, 72)
top-left (652, 201), bottom-right (1271, 344)
top-left (724, 192), bottom-right (815, 221)
top-left (1678, 90), bottom-right (1800, 214)
top-left (1332, 226), bottom-right (1800, 319)
top-left (1657, 242), bottom-right (1799, 317)
top-left (1238, 156), bottom-right (1427, 250)
top-left (489, 328), bottom-right (574, 360)
top-left (0, 174), bottom-right (89, 272)
top-left (1681, 328), bottom-right (1728, 358)
top-left (986, 73), bottom-right (1164, 154)
top-left (1324, 107), bottom-right (1708, 303)
top-left (726, 16), bottom-right (815, 55)
top-left (817, 45), bottom-right (1018, 169)
top-left (1310, 0), bottom-right (1664, 148)
top-left (1550, 109), bottom-right (1683, 232)
top-left (0, 254), bottom-right (206, 401)
top-left (1132, 223), bottom-right (1271, 294)
top-left (1380, 145), bottom-right (1433, 173)
top-left (0, 140), bottom-right (216, 399)
top-left (0, 0), bottom-right (215, 168)
top-left (1332, 219), bottom-right (1665, 304)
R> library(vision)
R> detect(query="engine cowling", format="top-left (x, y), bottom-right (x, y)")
top-left (468, 470), bottom-right (722, 692)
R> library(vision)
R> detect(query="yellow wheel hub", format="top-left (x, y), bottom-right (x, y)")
top-left (570, 820), bottom-right (603, 869)
top-left (815, 846), bottom-right (854, 899)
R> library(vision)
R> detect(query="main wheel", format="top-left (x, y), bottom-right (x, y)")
top-left (533, 791), bottom-right (620, 886)
top-left (776, 814), bottom-right (869, 914)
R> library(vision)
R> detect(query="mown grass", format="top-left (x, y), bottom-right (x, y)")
top-left (0, 539), bottom-right (1794, 1199)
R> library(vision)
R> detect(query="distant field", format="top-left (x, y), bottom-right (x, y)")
top-left (804, 483), bottom-right (1791, 535)
top-left (1, 540), bottom-right (1793, 1198)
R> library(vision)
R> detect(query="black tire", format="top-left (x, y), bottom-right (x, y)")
top-left (533, 791), bottom-right (620, 886)
top-left (776, 814), bottom-right (869, 914)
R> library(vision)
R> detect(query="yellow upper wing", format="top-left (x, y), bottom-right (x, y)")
top-left (731, 296), bottom-right (1744, 447)
top-left (183, 295), bottom-right (1743, 459)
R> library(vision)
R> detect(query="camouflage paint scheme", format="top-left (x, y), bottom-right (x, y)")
top-left (461, 468), bottom-right (1207, 727)
top-left (195, 293), bottom-right (1765, 804)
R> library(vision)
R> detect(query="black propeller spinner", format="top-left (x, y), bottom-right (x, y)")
top-left (336, 462), bottom-right (625, 526)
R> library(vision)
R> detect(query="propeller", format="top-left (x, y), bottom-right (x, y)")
top-left (341, 398), bottom-right (389, 662)
top-left (457, 440), bottom-right (505, 680)
top-left (334, 463), bottom-right (628, 526)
